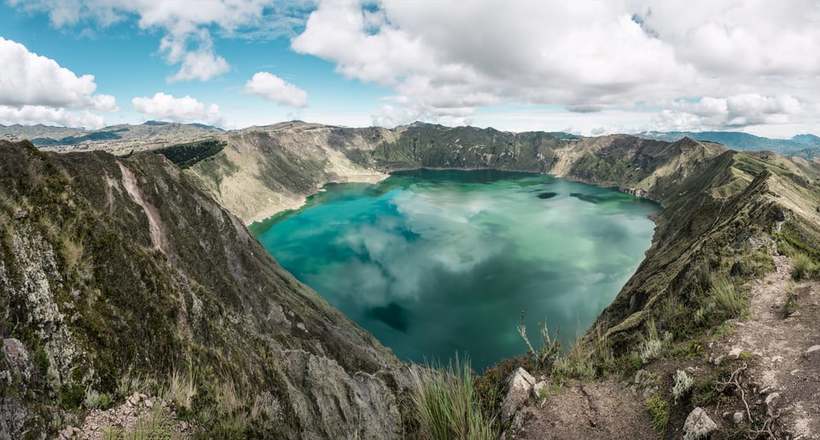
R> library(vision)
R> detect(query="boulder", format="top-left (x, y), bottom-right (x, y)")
top-left (683, 407), bottom-right (717, 440)
top-left (501, 367), bottom-right (535, 422)
top-left (1, 339), bottom-right (32, 382)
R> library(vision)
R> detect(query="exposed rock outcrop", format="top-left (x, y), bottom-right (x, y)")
top-left (0, 141), bottom-right (410, 439)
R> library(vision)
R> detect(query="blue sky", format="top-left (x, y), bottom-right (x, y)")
top-left (1, 1), bottom-right (819, 137)
top-left (0, 1), bottom-right (392, 128)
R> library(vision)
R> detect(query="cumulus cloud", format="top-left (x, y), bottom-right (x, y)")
top-left (163, 32), bottom-right (230, 82)
top-left (0, 37), bottom-right (115, 128)
top-left (0, 105), bottom-right (105, 129)
top-left (291, 0), bottom-right (820, 131)
top-left (0, 37), bottom-right (116, 111)
top-left (131, 92), bottom-right (222, 125)
top-left (655, 94), bottom-right (803, 131)
top-left (8, 0), bottom-right (314, 82)
top-left (291, 0), bottom-right (693, 125)
top-left (245, 72), bottom-right (308, 107)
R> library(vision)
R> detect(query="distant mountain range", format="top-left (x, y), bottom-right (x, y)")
top-left (0, 121), bottom-right (223, 154)
top-left (638, 130), bottom-right (820, 159)
top-left (2, 121), bottom-right (819, 159)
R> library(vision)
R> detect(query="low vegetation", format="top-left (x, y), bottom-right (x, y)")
top-left (645, 393), bottom-right (669, 433)
top-left (672, 370), bottom-right (694, 402)
top-left (154, 139), bottom-right (226, 169)
top-left (791, 252), bottom-right (818, 280)
top-left (103, 406), bottom-right (176, 440)
top-left (639, 320), bottom-right (668, 365)
top-left (516, 317), bottom-right (561, 370)
top-left (410, 359), bottom-right (497, 440)
top-left (693, 275), bottom-right (748, 328)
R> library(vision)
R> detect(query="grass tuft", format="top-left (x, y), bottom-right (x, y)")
top-left (645, 393), bottom-right (669, 433)
top-left (712, 276), bottom-right (746, 318)
top-left (167, 370), bottom-right (196, 412)
top-left (791, 253), bottom-right (818, 281)
top-left (410, 358), bottom-right (496, 440)
top-left (103, 405), bottom-right (175, 440)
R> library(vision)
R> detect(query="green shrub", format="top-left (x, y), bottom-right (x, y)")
top-left (60, 383), bottom-right (86, 409)
top-left (645, 393), bottom-right (669, 433)
top-left (792, 253), bottom-right (817, 281)
top-left (695, 275), bottom-right (747, 326)
top-left (731, 249), bottom-right (775, 278)
top-left (84, 388), bottom-right (113, 410)
top-left (712, 276), bottom-right (746, 318)
top-left (638, 320), bottom-right (667, 365)
top-left (410, 359), bottom-right (496, 440)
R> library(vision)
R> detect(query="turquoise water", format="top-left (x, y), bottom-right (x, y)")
top-left (253, 169), bottom-right (658, 370)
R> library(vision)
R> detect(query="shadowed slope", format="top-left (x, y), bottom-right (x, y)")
top-left (0, 141), bottom-right (411, 439)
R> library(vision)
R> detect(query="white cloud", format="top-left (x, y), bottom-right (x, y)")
top-left (8, 0), bottom-right (315, 82)
top-left (0, 105), bottom-right (105, 129)
top-left (656, 94), bottom-right (803, 131)
top-left (161, 31), bottom-right (230, 82)
top-left (0, 37), bottom-right (114, 128)
top-left (0, 37), bottom-right (116, 111)
top-left (291, 0), bottom-right (820, 132)
top-left (244, 72), bottom-right (308, 107)
top-left (131, 92), bottom-right (222, 125)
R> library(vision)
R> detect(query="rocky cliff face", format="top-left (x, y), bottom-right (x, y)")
top-left (0, 141), bottom-right (411, 439)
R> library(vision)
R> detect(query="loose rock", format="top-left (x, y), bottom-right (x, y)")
top-left (501, 367), bottom-right (535, 422)
top-left (733, 411), bottom-right (744, 424)
top-left (683, 407), bottom-right (718, 440)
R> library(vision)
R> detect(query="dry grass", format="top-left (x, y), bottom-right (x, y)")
top-left (103, 405), bottom-right (177, 440)
top-left (792, 253), bottom-right (818, 280)
top-left (167, 370), bottom-right (195, 411)
top-left (410, 359), bottom-right (496, 440)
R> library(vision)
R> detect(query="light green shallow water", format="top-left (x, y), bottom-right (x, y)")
top-left (252, 169), bottom-right (658, 370)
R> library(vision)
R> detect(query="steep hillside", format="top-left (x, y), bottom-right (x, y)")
top-left (500, 149), bottom-right (820, 439)
top-left (0, 141), bottom-right (411, 439)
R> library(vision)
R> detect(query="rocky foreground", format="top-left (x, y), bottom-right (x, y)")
top-left (1, 122), bottom-right (819, 439)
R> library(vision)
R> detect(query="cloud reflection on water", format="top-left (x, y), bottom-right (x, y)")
top-left (256, 170), bottom-right (658, 370)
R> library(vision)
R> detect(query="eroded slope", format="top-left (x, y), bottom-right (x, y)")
top-left (0, 141), bottom-right (411, 439)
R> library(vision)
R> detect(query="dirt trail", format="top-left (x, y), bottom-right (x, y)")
top-left (513, 380), bottom-right (656, 440)
top-left (716, 255), bottom-right (820, 439)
